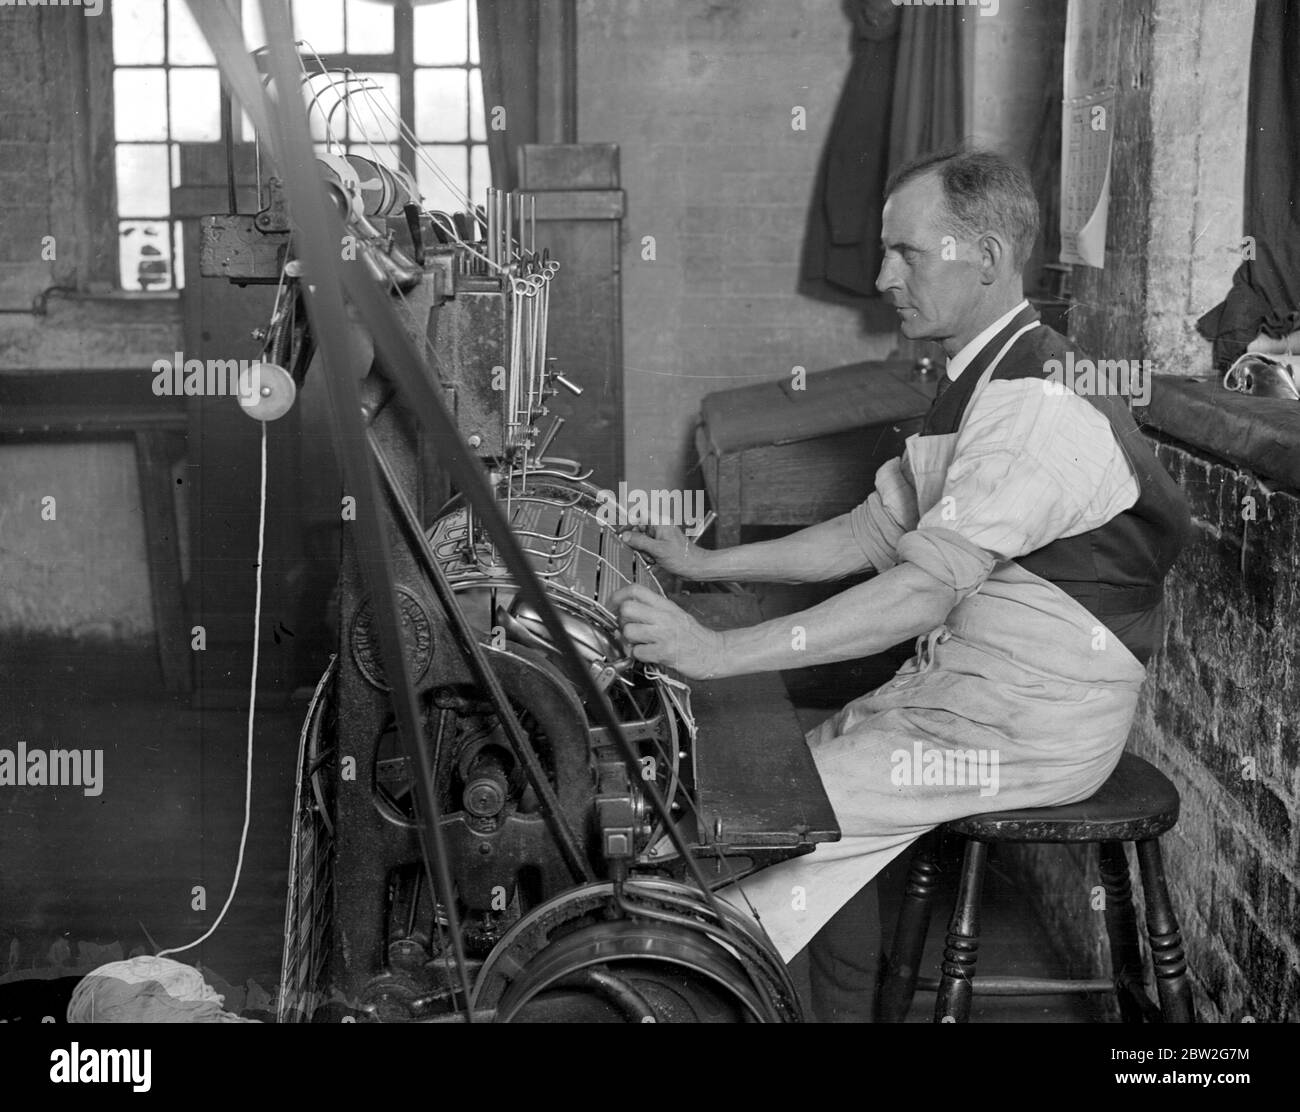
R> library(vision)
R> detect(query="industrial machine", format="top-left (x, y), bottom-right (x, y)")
top-left (191, 1), bottom-right (837, 1023)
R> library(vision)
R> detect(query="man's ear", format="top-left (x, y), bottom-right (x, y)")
top-left (977, 232), bottom-right (1008, 285)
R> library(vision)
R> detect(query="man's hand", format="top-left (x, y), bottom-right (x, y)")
top-left (610, 584), bottom-right (726, 679)
top-left (617, 522), bottom-right (707, 579)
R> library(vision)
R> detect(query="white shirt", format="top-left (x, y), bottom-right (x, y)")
top-left (849, 306), bottom-right (1141, 597)
top-left (944, 299), bottom-right (1031, 382)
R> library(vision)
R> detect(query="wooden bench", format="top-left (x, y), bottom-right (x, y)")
top-left (672, 591), bottom-right (840, 884)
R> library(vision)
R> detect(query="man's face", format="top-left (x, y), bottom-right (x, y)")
top-left (876, 172), bottom-right (985, 346)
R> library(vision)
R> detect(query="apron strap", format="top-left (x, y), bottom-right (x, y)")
top-left (954, 321), bottom-right (1044, 441)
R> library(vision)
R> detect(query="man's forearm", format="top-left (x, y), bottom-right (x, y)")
top-left (694, 513), bottom-right (874, 584)
top-left (710, 561), bottom-right (956, 677)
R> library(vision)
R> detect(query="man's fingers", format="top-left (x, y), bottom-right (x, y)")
top-left (610, 583), bottom-right (668, 610)
top-left (616, 601), bottom-right (660, 629)
top-left (620, 531), bottom-right (657, 553)
top-left (620, 621), bottom-right (659, 645)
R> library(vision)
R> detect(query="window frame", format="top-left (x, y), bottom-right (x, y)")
top-left (100, 0), bottom-right (486, 294)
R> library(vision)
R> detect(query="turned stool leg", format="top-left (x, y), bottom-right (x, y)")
top-left (1099, 841), bottom-right (1153, 1022)
top-left (879, 833), bottom-right (941, 1022)
top-left (934, 838), bottom-right (987, 1023)
top-left (1135, 838), bottom-right (1195, 1023)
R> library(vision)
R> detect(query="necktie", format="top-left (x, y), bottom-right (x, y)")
top-left (933, 366), bottom-right (952, 402)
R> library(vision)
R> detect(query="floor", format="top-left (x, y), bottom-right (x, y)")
top-left (0, 631), bottom-right (1101, 1022)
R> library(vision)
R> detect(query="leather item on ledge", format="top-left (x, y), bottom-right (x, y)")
top-left (1222, 353), bottom-right (1300, 401)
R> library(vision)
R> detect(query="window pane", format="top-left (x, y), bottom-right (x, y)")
top-left (469, 143), bottom-right (490, 202)
top-left (306, 73), bottom-right (399, 145)
top-left (240, 0), bottom-right (267, 51)
top-left (116, 144), bottom-right (171, 216)
top-left (169, 68), bottom-right (221, 141)
top-left (468, 66), bottom-right (485, 141)
top-left (346, 0), bottom-right (394, 53)
top-left (170, 143), bottom-right (181, 185)
top-left (343, 72), bottom-right (401, 143)
top-left (114, 68), bottom-right (169, 141)
top-left (469, 0), bottom-right (479, 65)
top-left (167, 0), bottom-right (215, 65)
top-left (306, 75), bottom-right (344, 144)
top-left (119, 220), bottom-right (172, 290)
top-left (415, 68), bottom-right (468, 142)
top-left (349, 143), bottom-right (403, 173)
top-left (414, 0), bottom-right (468, 65)
top-left (113, 0), bottom-right (164, 64)
top-left (416, 146), bottom-right (468, 216)
top-left (293, 0), bottom-right (345, 55)
top-left (172, 220), bottom-right (186, 289)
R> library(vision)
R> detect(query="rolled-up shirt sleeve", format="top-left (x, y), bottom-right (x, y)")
top-left (895, 379), bottom-right (1140, 602)
top-left (847, 455), bottom-right (920, 573)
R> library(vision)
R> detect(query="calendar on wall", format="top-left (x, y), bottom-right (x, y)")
top-left (1060, 0), bottom-right (1117, 269)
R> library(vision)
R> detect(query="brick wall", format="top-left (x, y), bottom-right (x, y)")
top-left (577, 0), bottom-right (899, 493)
top-left (0, 6), bottom-right (180, 638)
top-left (1010, 440), bottom-right (1300, 1023)
top-left (0, 12), bottom-right (57, 306)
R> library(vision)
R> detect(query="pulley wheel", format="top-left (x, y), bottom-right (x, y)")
top-left (472, 880), bottom-right (800, 1023)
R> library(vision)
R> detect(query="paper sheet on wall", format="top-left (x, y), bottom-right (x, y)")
top-left (1060, 0), bottom-right (1118, 269)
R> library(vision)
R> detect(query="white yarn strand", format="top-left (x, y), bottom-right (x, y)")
top-left (157, 422), bottom-right (267, 958)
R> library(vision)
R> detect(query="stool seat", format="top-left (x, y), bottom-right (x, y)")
top-left (946, 752), bottom-right (1179, 844)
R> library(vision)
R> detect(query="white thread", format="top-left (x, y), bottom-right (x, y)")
top-left (157, 421), bottom-right (267, 958)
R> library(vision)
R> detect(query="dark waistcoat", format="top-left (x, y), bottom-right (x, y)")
top-left (920, 305), bottom-right (1192, 664)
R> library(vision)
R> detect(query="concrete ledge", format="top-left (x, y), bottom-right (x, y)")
top-left (1140, 374), bottom-right (1300, 492)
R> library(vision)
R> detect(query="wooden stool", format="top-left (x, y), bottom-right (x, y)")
top-left (880, 752), bottom-right (1195, 1023)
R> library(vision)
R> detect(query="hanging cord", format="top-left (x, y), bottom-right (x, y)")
top-left (157, 422), bottom-right (268, 958)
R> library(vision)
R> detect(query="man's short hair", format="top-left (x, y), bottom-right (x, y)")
top-left (885, 147), bottom-right (1041, 270)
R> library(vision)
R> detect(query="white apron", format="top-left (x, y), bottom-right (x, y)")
top-left (718, 335), bottom-right (1150, 962)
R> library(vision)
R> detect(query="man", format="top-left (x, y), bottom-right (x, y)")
top-left (609, 148), bottom-right (1190, 1021)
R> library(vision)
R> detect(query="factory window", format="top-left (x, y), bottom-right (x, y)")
top-left (109, 0), bottom-right (487, 291)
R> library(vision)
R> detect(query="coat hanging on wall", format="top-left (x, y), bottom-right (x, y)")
top-left (799, 0), bottom-right (966, 304)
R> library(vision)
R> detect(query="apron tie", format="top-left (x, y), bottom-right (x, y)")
top-left (914, 624), bottom-right (952, 671)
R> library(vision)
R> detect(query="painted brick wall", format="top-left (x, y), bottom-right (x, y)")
top-left (0, 7), bottom-right (181, 638)
top-left (1070, 0), bottom-right (1252, 373)
top-left (0, 11), bottom-right (57, 307)
top-left (577, 0), bottom-right (899, 493)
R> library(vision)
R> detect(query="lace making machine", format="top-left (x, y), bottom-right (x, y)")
top-left (193, 1), bottom-right (838, 1023)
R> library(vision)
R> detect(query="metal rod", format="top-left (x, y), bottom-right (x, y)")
top-left (221, 86), bottom-right (237, 215)
top-left (535, 415), bottom-right (564, 460)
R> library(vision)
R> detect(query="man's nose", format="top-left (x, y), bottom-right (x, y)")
top-left (876, 258), bottom-right (899, 296)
